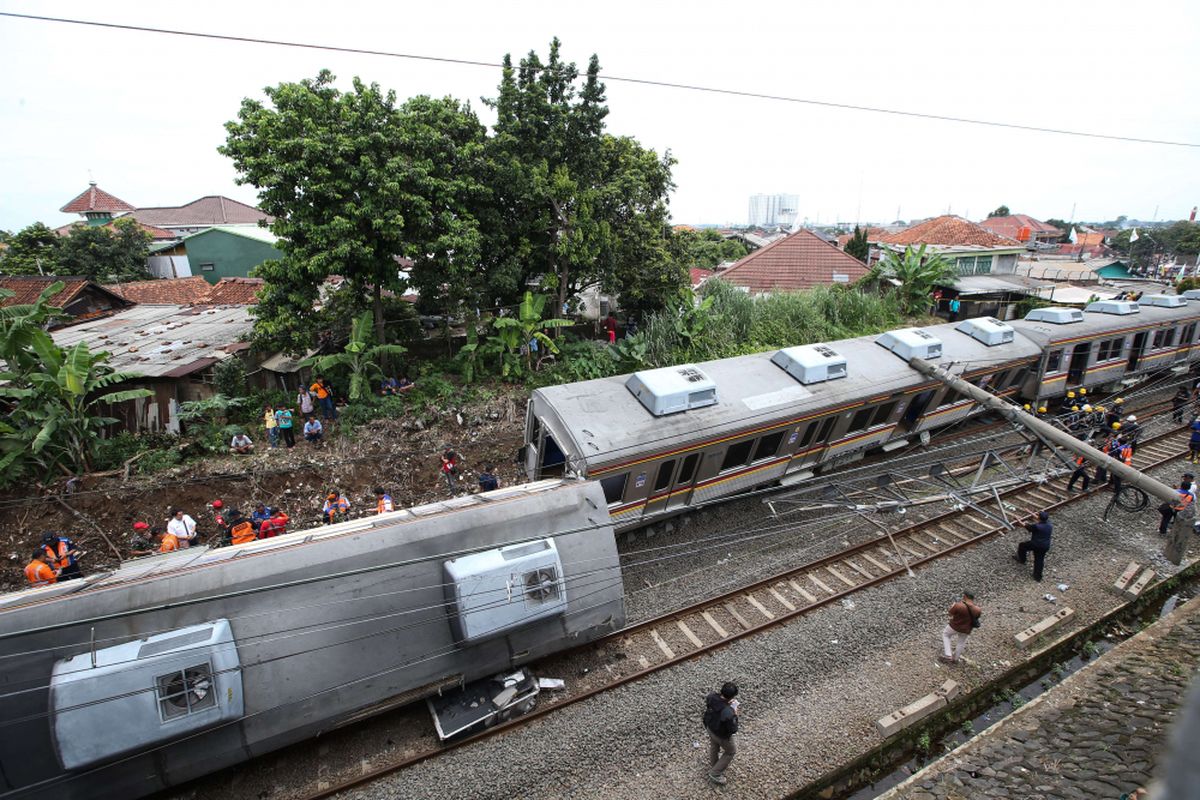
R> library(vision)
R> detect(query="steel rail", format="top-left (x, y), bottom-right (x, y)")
top-left (299, 415), bottom-right (1190, 800)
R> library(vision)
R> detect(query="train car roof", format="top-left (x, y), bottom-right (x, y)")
top-left (533, 319), bottom-right (1043, 468)
top-left (1009, 301), bottom-right (1200, 346)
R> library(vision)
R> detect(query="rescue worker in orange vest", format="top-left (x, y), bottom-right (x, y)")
top-left (1159, 480), bottom-right (1195, 535)
top-left (41, 532), bottom-right (82, 581)
top-left (226, 509), bottom-right (257, 546)
top-left (257, 510), bottom-right (289, 538)
top-left (156, 528), bottom-right (180, 554)
top-left (1067, 454), bottom-right (1090, 492)
top-left (24, 549), bottom-right (58, 587)
top-left (322, 490), bottom-right (350, 525)
top-left (374, 487), bottom-right (394, 515)
top-left (1111, 439), bottom-right (1134, 496)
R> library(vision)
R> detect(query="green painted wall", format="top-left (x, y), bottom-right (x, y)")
top-left (184, 230), bottom-right (281, 284)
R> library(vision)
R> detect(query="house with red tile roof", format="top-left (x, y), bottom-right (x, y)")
top-left (59, 183), bottom-right (135, 227)
top-left (103, 276), bottom-right (215, 305)
top-left (205, 277), bottom-right (263, 305)
top-left (0, 276), bottom-right (132, 327)
top-left (878, 215), bottom-right (1027, 276)
top-left (129, 196), bottom-right (273, 237)
top-left (716, 229), bottom-right (869, 294)
top-left (977, 214), bottom-right (1063, 244)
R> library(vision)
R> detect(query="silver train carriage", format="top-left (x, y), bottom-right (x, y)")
top-left (524, 299), bottom-right (1200, 531)
top-left (0, 480), bottom-right (624, 799)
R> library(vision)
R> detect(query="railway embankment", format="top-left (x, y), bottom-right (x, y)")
top-left (322, 456), bottom-right (1196, 800)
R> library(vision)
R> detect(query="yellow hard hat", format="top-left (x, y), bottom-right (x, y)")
top-left (1115, 397), bottom-right (1124, 404)
top-left (1071, 405), bottom-right (1080, 412)
top-left (1097, 405), bottom-right (1106, 412)
top-left (1039, 406), bottom-right (1048, 413)
top-left (1079, 388), bottom-right (1087, 395)
top-left (1067, 391), bottom-right (1076, 399)
top-left (1023, 404), bottom-right (1031, 411)
top-left (1112, 422), bottom-right (1122, 430)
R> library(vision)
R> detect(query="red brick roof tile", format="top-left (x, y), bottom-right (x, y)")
top-left (130, 196), bottom-right (272, 227)
top-left (0, 276), bottom-right (91, 307)
top-left (60, 184), bottom-right (135, 214)
top-left (55, 220), bottom-right (178, 241)
top-left (205, 277), bottom-right (263, 305)
top-left (718, 230), bottom-right (869, 294)
top-left (880, 215), bottom-right (1019, 248)
top-left (103, 277), bottom-right (214, 305)
top-left (977, 214), bottom-right (1063, 240)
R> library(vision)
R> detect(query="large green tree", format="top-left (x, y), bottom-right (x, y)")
top-left (485, 39), bottom-right (678, 316)
top-left (844, 225), bottom-right (870, 262)
top-left (220, 71), bottom-right (487, 352)
top-left (669, 228), bottom-right (749, 270)
top-left (0, 220), bottom-right (150, 281)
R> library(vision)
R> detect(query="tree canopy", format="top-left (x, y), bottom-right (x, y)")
top-left (844, 225), bottom-right (870, 262)
top-left (987, 205), bottom-right (1010, 218)
top-left (221, 71), bottom-right (488, 352)
top-left (0, 219), bottom-right (151, 281)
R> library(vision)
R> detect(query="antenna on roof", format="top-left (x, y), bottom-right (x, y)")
top-left (87, 168), bottom-right (94, 185)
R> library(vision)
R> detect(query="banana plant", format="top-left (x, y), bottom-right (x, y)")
top-left (300, 311), bottom-right (407, 401)
top-left (0, 341), bottom-right (151, 477)
top-left (488, 291), bottom-right (572, 377)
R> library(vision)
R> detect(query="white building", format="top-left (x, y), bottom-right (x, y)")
top-left (748, 193), bottom-right (800, 227)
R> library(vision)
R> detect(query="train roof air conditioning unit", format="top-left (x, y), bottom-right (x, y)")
top-left (1141, 294), bottom-right (1187, 308)
top-left (1085, 300), bottom-right (1140, 315)
top-left (1183, 289), bottom-right (1200, 301)
top-left (444, 538), bottom-right (568, 643)
top-left (1024, 307), bottom-right (1084, 324)
top-left (49, 620), bottom-right (243, 770)
top-left (625, 365), bottom-right (718, 416)
top-left (955, 317), bottom-right (1014, 346)
top-left (875, 328), bottom-right (943, 361)
top-left (771, 344), bottom-right (847, 385)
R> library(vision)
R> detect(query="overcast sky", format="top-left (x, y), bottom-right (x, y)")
top-left (2, 0), bottom-right (1198, 234)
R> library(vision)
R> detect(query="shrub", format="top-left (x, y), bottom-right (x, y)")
top-left (212, 357), bottom-right (249, 399)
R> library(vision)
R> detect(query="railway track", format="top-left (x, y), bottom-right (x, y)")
top-left (295, 416), bottom-right (1190, 800)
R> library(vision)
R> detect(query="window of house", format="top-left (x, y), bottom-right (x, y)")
top-left (653, 460), bottom-right (675, 492)
top-left (753, 431), bottom-right (786, 461)
top-left (600, 473), bottom-right (628, 506)
top-left (1046, 349), bottom-right (1063, 372)
top-left (871, 401), bottom-right (897, 426)
top-left (974, 256), bottom-right (993, 274)
top-left (720, 440), bottom-right (755, 472)
top-left (199, 263), bottom-right (215, 272)
top-left (955, 257), bottom-right (976, 275)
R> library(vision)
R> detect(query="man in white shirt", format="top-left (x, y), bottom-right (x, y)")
top-left (167, 508), bottom-right (198, 549)
top-left (230, 432), bottom-right (254, 455)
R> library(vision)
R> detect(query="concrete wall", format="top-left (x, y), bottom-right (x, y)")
top-left (183, 231), bottom-right (281, 285)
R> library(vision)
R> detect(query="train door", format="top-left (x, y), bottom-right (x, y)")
top-left (1067, 343), bottom-right (1091, 386)
top-left (1127, 332), bottom-right (1147, 371)
top-left (657, 452), bottom-right (701, 511)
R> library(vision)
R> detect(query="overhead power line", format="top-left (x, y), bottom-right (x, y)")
top-left (1, 11), bottom-right (1198, 149)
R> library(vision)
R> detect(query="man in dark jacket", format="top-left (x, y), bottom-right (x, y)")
top-left (1016, 510), bottom-right (1053, 582)
top-left (703, 682), bottom-right (740, 785)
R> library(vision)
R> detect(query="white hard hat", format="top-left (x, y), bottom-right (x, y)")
top-left (1127, 415), bottom-right (1137, 422)
top-left (1082, 404), bottom-right (1093, 412)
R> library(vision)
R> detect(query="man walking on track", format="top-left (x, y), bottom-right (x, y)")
top-left (1016, 510), bottom-right (1053, 582)
top-left (703, 682), bottom-right (740, 785)
top-left (939, 590), bottom-right (981, 664)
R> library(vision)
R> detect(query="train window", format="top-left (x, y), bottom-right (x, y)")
top-left (1184, 323), bottom-right (1197, 344)
top-left (989, 370), bottom-right (1010, 391)
top-left (720, 440), bottom-right (755, 472)
top-left (677, 453), bottom-right (700, 485)
top-left (753, 431), bottom-right (786, 461)
top-left (1166, 328), bottom-right (1178, 348)
top-left (1046, 350), bottom-right (1063, 372)
top-left (525, 402), bottom-right (539, 444)
top-left (798, 421), bottom-right (819, 448)
top-left (653, 460), bottom-right (676, 492)
top-left (1097, 337), bottom-right (1125, 361)
top-left (599, 473), bottom-right (628, 505)
top-left (847, 407), bottom-right (873, 433)
top-left (1153, 329), bottom-right (1168, 349)
top-left (871, 402), bottom-right (897, 426)
top-left (1008, 367), bottom-right (1028, 388)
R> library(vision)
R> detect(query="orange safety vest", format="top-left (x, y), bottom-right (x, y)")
top-left (1174, 492), bottom-right (1194, 513)
top-left (310, 383), bottom-right (330, 400)
top-left (1119, 446), bottom-right (1133, 466)
top-left (259, 514), bottom-right (288, 538)
top-left (230, 520), bottom-right (257, 545)
top-left (24, 560), bottom-right (56, 587)
top-left (376, 495), bottom-right (394, 514)
top-left (1075, 456), bottom-right (1085, 467)
top-left (159, 533), bottom-right (180, 553)
top-left (43, 540), bottom-right (71, 570)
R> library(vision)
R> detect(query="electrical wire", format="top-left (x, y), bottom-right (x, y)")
top-left (0, 12), bottom-right (1196, 148)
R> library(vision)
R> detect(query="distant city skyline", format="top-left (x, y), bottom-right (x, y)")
top-left (747, 193), bottom-right (799, 227)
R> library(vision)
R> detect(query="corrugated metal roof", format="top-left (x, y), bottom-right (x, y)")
top-left (952, 274), bottom-right (1054, 296)
top-left (50, 305), bottom-right (254, 378)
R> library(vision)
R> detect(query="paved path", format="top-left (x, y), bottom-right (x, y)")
top-left (879, 596), bottom-right (1200, 800)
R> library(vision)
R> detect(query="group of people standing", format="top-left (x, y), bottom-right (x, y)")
top-left (231, 377), bottom-right (342, 455)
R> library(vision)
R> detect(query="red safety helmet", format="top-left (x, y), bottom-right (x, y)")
top-left (211, 500), bottom-right (224, 509)
top-left (132, 521), bottom-right (149, 532)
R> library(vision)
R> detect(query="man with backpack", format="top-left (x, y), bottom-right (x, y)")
top-left (702, 682), bottom-right (740, 785)
top-left (939, 591), bottom-right (981, 664)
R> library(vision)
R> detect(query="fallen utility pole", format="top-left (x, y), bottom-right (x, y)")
top-left (908, 356), bottom-right (1191, 564)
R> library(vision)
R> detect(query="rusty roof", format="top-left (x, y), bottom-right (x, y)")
top-left (718, 229), bottom-right (869, 294)
top-left (206, 277), bottom-right (263, 305)
top-left (130, 196), bottom-right (272, 227)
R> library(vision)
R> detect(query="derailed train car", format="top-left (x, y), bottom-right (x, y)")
top-left (525, 299), bottom-right (1200, 530)
top-left (0, 480), bottom-right (624, 799)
